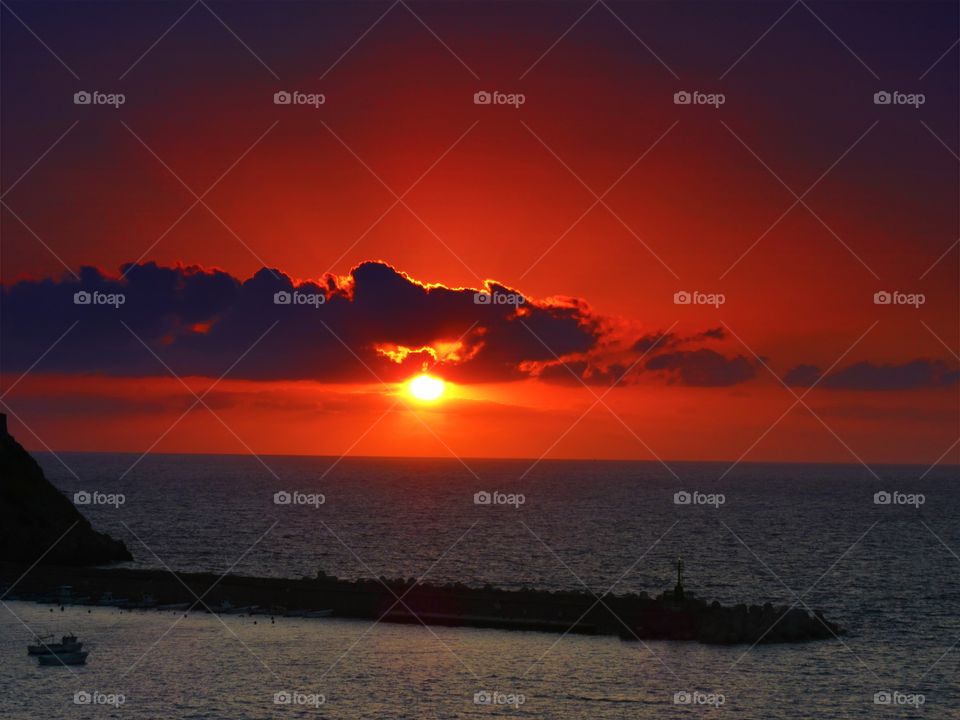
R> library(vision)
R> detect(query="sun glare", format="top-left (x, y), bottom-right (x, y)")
top-left (408, 373), bottom-right (445, 402)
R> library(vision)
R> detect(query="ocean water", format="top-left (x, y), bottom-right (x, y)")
top-left (1, 454), bottom-right (956, 718)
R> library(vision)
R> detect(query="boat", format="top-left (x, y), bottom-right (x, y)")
top-left (37, 650), bottom-right (88, 666)
top-left (156, 602), bottom-right (191, 611)
top-left (284, 609), bottom-right (333, 618)
top-left (220, 605), bottom-right (256, 615)
top-left (97, 592), bottom-right (129, 606)
top-left (302, 609), bottom-right (333, 618)
top-left (211, 601), bottom-right (253, 615)
top-left (120, 594), bottom-right (157, 609)
top-left (27, 634), bottom-right (83, 656)
top-left (248, 606), bottom-right (277, 616)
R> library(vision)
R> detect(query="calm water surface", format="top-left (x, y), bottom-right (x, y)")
top-left (0, 454), bottom-right (955, 718)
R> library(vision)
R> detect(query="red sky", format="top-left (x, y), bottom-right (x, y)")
top-left (1, 1), bottom-right (957, 466)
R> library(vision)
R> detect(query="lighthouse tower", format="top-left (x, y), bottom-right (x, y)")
top-left (674, 556), bottom-right (685, 600)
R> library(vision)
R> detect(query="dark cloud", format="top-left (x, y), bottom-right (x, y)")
top-left (783, 359), bottom-right (960, 391)
top-left (696, 327), bottom-right (726, 341)
top-left (633, 331), bottom-right (677, 354)
top-left (7, 262), bottom-right (949, 395)
top-left (0, 261), bottom-right (600, 384)
top-left (535, 360), bottom-right (630, 387)
top-left (645, 349), bottom-right (758, 387)
top-left (632, 326), bottom-right (725, 354)
top-left (782, 364), bottom-right (821, 388)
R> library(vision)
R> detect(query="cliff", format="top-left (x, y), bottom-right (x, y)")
top-left (0, 414), bottom-right (132, 565)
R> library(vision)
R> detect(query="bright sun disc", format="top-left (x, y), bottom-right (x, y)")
top-left (408, 374), bottom-right (445, 401)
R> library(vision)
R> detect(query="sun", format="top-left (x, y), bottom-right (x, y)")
top-left (408, 373), bottom-right (445, 402)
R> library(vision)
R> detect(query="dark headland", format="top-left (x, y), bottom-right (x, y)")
top-left (0, 413), bottom-right (131, 565)
top-left (0, 415), bottom-right (842, 645)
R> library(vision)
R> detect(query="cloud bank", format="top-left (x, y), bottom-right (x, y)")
top-left (3, 261), bottom-right (607, 384)
top-left (3, 261), bottom-right (952, 391)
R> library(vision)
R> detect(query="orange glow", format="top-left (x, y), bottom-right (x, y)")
top-left (407, 374), bottom-right (445, 402)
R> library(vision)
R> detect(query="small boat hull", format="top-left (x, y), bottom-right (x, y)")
top-left (37, 651), bottom-right (88, 666)
top-left (28, 642), bottom-right (82, 656)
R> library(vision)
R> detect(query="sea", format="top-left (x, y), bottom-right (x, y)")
top-left (1, 454), bottom-right (957, 718)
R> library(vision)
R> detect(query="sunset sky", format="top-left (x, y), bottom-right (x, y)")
top-left (1, 1), bottom-right (957, 465)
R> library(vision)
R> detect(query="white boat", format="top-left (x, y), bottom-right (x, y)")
top-left (27, 634), bottom-right (82, 656)
top-left (37, 650), bottom-right (88, 666)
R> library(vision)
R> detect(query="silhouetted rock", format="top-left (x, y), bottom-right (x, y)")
top-left (0, 414), bottom-right (131, 565)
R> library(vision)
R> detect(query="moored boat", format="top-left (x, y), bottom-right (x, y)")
top-left (156, 602), bottom-right (191, 611)
top-left (120, 594), bottom-right (157, 609)
top-left (284, 609), bottom-right (333, 618)
top-left (219, 604), bottom-right (256, 615)
top-left (37, 650), bottom-right (88, 666)
top-left (27, 634), bottom-right (82, 656)
top-left (302, 609), bottom-right (333, 618)
top-left (97, 591), bottom-right (129, 606)
top-left (210, 600), bottom-right (252, 614)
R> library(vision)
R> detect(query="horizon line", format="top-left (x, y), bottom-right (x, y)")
top-left (26, 448), bottom-right (960, 470)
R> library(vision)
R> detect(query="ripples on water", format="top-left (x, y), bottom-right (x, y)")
top-left (1, 454), bottom-right (955, 718)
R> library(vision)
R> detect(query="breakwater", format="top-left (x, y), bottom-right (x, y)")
top-left (1, 564), bottom-right (843, 645)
